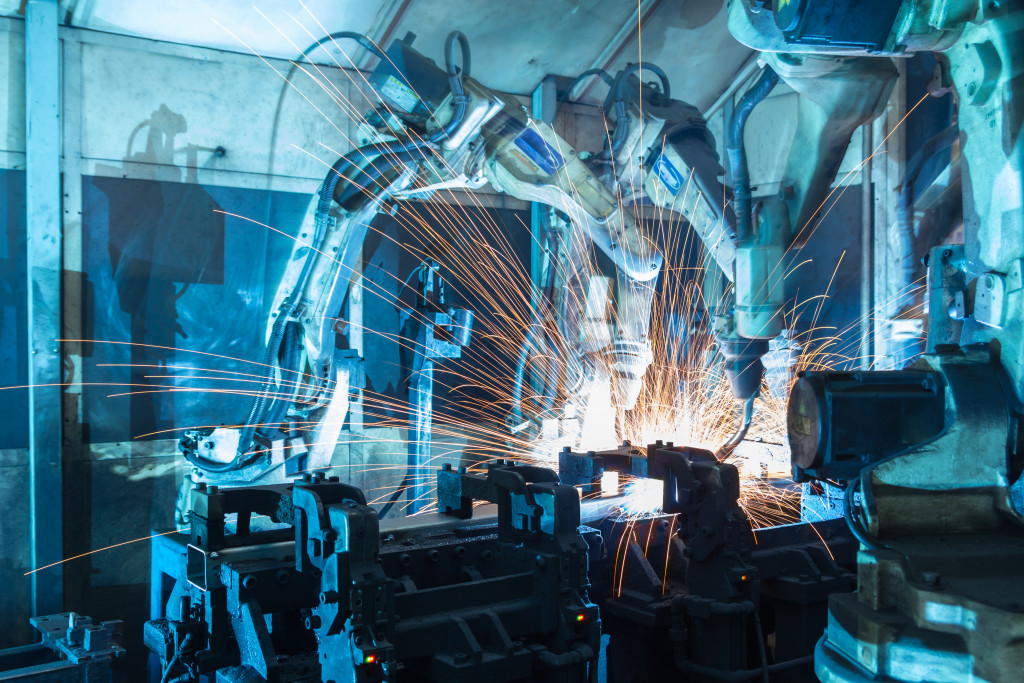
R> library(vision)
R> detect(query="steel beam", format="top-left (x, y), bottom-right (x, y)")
top-left (25, 0), bottom-right (63, 616)
top-left (575, 0), bottom-right (663, 102)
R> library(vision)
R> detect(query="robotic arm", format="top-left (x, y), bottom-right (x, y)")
top-left (180, 30), bottom-right (746, 507)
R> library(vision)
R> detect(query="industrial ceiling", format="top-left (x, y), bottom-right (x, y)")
top-left (3, 0), bottom-right (752, 109)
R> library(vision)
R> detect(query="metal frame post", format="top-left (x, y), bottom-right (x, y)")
top-left (530, 75), bottom-right (557, 297)
top-left (25, 0), bottom-right (63, 616)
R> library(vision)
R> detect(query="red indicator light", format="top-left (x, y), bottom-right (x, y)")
top-left (741, 575), bottom-right (748, 581)
top-left (576, 614), bottom-right (585, 622)
top-left (364, 655), bottom-right (376, 664)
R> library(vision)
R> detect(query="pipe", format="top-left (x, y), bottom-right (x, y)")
top-left (510, 211), bottom-right (561, 424)
top-left (726, 66), bottom-right (779, 243)
top-left (860, 123), bottom-right (874, 368)
top-left (893, 124), bottom-right (958, 302)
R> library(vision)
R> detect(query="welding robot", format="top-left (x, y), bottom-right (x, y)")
top-left (723, 1), bottom-right (1024, 682)
top-left (174, 29), bottom-right (773, 522)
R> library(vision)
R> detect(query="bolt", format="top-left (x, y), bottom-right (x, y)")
top-left (323, 530), bottom-right (337, 543)
top-left (276, 569), bottom-right (290, 585)
top-left (400, 553), bottom-right (412, 567)
top-left (242, 574), bottom-right (258, 590)
top-left (320, 590), bottom-right (339, 604)
top-left (305, 615), bottom-right (321, 630)
top-left (428, 549), bottom-right (441, 562)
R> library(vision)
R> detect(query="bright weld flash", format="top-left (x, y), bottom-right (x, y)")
top-left (600, 471), bottom-right (620, 497)
top-left (619, 477), bottom-right (663, 516)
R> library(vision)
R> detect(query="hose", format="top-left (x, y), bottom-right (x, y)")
top-left (257, 321), bottom-right (303, 439)
top-left (726, 66), bottom-right (779, 243)
top-left (719, 395), bottom-right (755, 457)
top-left (558, 68), bottom-right (613, 105)
top-left (615, 62), bottom-right (671, 103)
top-left (844, 474), bottom-right (881, 551)
top-left (335, 151), bottom-right (417, 205)
top-left (434, 30), bottom-right (471, 142)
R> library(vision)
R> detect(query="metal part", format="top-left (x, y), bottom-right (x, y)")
top-left (575, 444), bottom-right (856, 682)
top-left (925, 244), bottom-right (967, 352)
top-left (148, 465), bottom-right (599, 682)
top-left (556, 443), bottom-right (647, 497)
top-left (787, 367), bottom-right (946, 482)
top-left (0, 613), bottom-right (125, 682)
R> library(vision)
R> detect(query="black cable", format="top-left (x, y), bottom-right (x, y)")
top-left (433, 30), bottom-right (472, 142)
top-left (335, 152), bottom-right (417, 205)
top-left (843, 475), bottom-right (881, 551)
top-left (615, 62), bottom-right (671, 103)
top-left (603, 62), bottom-right (671, 158)
top-left (160, 633), bottom-right (192, 683)
top-left (726, 66), bottom-right (779, 243)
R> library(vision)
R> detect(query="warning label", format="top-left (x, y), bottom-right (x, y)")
top-left (380, 75), bottom-right (420, 114)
